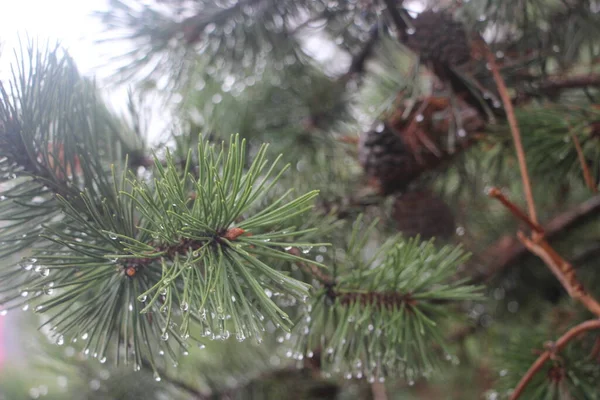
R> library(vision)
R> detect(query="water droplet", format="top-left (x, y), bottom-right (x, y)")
top-left (406, 27), bottom-right (416, 35)
top-left (161, 332), bottom-right (169, 341)
top-left (21, 290), bottom-right (29, 297)
top-left (198, 344), bottom-right (206, 349)
top-left (1, 310), bottom-right (7, 316)
top-left (160, 288), bottom-right (168, 296)
top-left (22, 304), bottom-right (29, 311)
top-left (457, 129), bottom-right (467, 138)
top-left (138, 295), bottom-right (147, 303)
top-left (56, 335), bottom-right (64, 345)
top-left (134, 364), bottom-right (141, 371)
top-left (180, 302), bottom-right (189, 312)
top-left (301, 246), bottom-right (313, 254)
top-left (265, 289), bottom-right (273, 298)
top-left (153, 372), bottom-right (161, 382)
top-left (109, 233), bottom-right (117, 240)
top-left (128, 303), bottom-right (133, 311)
top-left (89, 379), bottom-right (101, 391)
top-left (375, 123), bottom-right (385, 133)
top-left (99, 357), bottom-right (106, 364)
top-left (81, 333), bottom-right (89, 340)
top-left (456, 226), bottom-right (465, 236)
top-left (284, 246), bottom-right (292, 251)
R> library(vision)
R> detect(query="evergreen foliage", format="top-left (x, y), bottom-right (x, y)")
top-left (1, 0), bottom-right (600, 399)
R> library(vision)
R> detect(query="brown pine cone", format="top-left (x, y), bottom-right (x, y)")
top-left (404, 10), bottom-right (473, 69)
top-left (392, 190), bottom-right (455, 240)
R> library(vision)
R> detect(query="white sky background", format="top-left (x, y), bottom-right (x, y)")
top-left (0, 0), bottom-right (170, 143)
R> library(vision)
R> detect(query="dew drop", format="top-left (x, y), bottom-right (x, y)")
top-left (21, 290), bottom-right (29, 297)
top-left (406, 27), bottom-right (416, 35)
top-left (0, 310), bottom-right (7, 316)
top-left (81, 333), bottom-right (89, 340)
top-left (161, 332), bottom-right (169, 341)
top-left (22, 304), bottom-right (29, 311)
top-left (56, 335), bottom-right (65, 346)
top-left (180, 302), bottom-right (189, 312)
top-left (109, 233), bottom-right (117, 240)
top-left (153, 372), bottom-right (161, 382)
top-left (89, 379), bottom-right (101, 391)
top-left (99, 357), bottom-right (107, 364)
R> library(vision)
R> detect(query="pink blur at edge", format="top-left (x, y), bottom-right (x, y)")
top-left (0, 317), bottom-right (4, 368)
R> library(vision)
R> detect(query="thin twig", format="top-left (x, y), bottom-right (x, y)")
top-left (517, 233), bottom-right (600, 316)
top-left (345, 23), bottom-right (380, 77)
top-left (472, 193), bottom-right (600, 282)
top-left (571, 132), bottom-right (598, 193)
top-left (485, 48), bottom-right (538, 224)
top-left (510, 319), bottom-right (600, 400)
top-left (539, 74), bottom-right (600, 93)
top-left (488, 190), bottom-right (600, 316)
top-left (488, 188), bottom-right (544, 234)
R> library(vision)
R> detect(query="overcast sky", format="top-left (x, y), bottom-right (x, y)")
top-left (1, 0), bottom-right (113, 77)
top-left (0, 0), bottom-right (172, 142)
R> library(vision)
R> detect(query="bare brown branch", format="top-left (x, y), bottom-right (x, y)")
top-left (486, 47), bottom-right (538, 224)
top-left (510, 319), bottom-right (600, 400)
top-left (571, 132), bottom-right (598, 193)
top-left (473, 193), bottom-right (600, 282)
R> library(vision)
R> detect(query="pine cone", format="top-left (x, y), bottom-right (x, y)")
top-left (404, 10), bottom-right (472, 69)
top-left (358, 122), bottom-right (420, 193)
top-left (358, 96), bottom-right (485, 194)
top-left (398, 9), bottom-right (501, 120)
top-left (392, 190), bottom-right (455, 240)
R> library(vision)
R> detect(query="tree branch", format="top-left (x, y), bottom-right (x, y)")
top-left (571, 132), bottom-right (598, 193)
top-left (488, 189), bottom-right (600, 316)
top-left (510, 319), bottom-right (600, 400)
top-left (472, 193), bottom-right (600, 283)
top-left (538, 74), bottom-right (600, 93)
top-left (486, 47), bottom-right (538, 224)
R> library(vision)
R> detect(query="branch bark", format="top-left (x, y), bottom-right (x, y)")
top-left (472, 193), bottom-right (600, 283)
top-left (488, 189), bottom-right (600, 317)
top-left (510, 319), bottom-right (600, 400)
top-left (486, 47), bottom-right (538, 224)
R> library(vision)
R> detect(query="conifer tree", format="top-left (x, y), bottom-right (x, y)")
top-left (1, 0), bottom-right (600, 399)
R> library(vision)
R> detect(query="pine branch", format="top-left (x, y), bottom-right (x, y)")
top-left (571, 131), bottom-right (598, 193)
top-left (488, 188), bottom-right (600, 316)
top-left (538, 74), bottom-right (600, 94)
top-left (345, 23), bottom-right (381, 78)
top-left (290, 219), bottom-right (482, 381)
top-left (472, 193), bottom-right (600, 282)
top-left (486, 46), bottom-right (538, 225)
top-left (510, 319), bottom-right (600, 400)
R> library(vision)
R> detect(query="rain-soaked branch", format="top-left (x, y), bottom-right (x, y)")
top-left (510, 319), bottom-right (600, 400)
